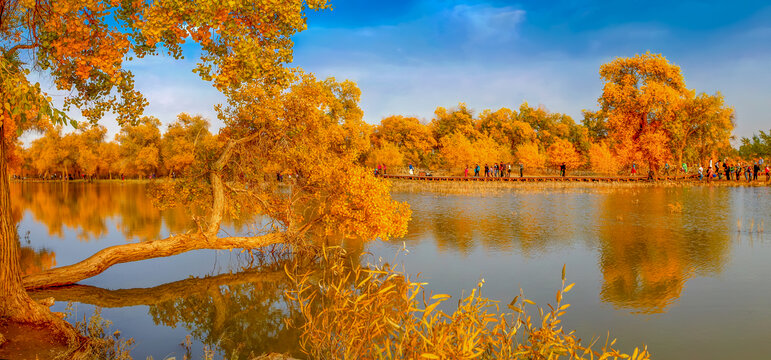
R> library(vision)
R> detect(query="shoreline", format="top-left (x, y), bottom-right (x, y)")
top-left (388, 177), bottom-right (770, 194)
top-left (11, 177), bottom-right (770, 191)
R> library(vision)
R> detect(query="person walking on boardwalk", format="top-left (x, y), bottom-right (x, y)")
top-left (560, 162), bottom-right (566, 177)
top-left (753, 162), bottom-right (760, 181)
top-left (698, 165), bottom-right (704, 181)
top-left (484, 164), bottom-right (489, 177)
top-left (723, 162), bottom-right (730, 180)
top-left (474, 164), bottom-right (480, 177)
top-left (507, 163), bottom-right (512, 177)
top-left (464, 165), bottom-right (469, 177)
top-left (765, 164), bottom-right (770, 182)
top-left (408, 163), bottom-right (414, 175)
top-left (377, 164), bottom-right (382, 176)
top-left (494, 163), bottom-right (499, 177)
top-left (664, 163), bottom-right (670, 176)
top-left (682, 163), bottom-right (687, 175)
top-left (519, 163), bottom-right (524, 178)
top-left (631, 163), bottom-right (637, 175)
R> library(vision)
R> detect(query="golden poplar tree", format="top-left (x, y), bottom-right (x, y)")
top-left (0, 0), bottom-right (329, 338)
top-left (598, 53), bottom-right (687, 170)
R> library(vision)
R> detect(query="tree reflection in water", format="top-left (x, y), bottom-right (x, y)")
top-left (597, 188), bottom-right (730, 313)
top-left (20, 246), bottom-right (56, 276)
top-left (395, 188), bottom-right (731, 314)
top-left (11, 181), bottom-right (255, 242)
top-left (30, 253), bottom-right (312, 359)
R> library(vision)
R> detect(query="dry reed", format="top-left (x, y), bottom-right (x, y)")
top-left (286, 247), bottom-right (650, 360)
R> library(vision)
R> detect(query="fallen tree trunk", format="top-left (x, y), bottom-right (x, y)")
top-left (22, 233), bottom-right (286, 290)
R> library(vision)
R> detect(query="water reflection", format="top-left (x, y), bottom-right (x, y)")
top-left (597, 188), bottom-right (730, 313)
top-left (399, 192), bottom-right (591, 256)
top-left (20, 246), bottom-right (56, 276)
top-left (12, 182), bottom-right (191, 241)
top-left (14, 183), bottom-right (766, 359)
top-left (30, 262), bottom-right (302, 359)
top-left (11, 182), bottom-right (259, 242)
top-left (396, 188), bottom-right (734, 313)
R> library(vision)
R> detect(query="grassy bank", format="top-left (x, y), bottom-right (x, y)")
top-left (388, 178), bottom-right (771, 194)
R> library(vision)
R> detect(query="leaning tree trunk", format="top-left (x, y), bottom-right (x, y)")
top-left (0, 124), bottom-right (72, 333)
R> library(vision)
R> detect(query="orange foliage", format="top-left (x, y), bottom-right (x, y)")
top-left (546, 138), bottom-right (584, 170)
top-left (161, 113), bottom-right (213, 175)
top-left (371, 115), bottom-right (435, 167)
top-left (599, 53), bottom-right (685, 169)
top-left (439, 132), bottom-right (474, 171)
top-left (431, 103), bottom-right (478, 140)
top-left (439, 132), bottom-right (510, 172)
top-left (514, 142), bottom-right (545, 170)
top-left (588, 142), bottom-right (619, 175)
top-left (366, 142), bottom-right (405, 170)
top-left (116, 117), bottom-right (162, 176)
top-left (472, 135), bottom-right (511, 165)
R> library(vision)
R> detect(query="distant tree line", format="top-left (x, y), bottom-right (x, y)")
top-left (12, 53), bottom-right (767, 179)
top-left (14, 113), bottom-right (213, 179)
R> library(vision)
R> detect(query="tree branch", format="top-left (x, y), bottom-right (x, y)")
top-left (6, 42), bottom-right (37, 56)
top-left (206, 131), bottom-right (261, 235)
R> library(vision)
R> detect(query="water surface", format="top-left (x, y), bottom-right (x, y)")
top-left (14, 182), bottom-right (771, 359)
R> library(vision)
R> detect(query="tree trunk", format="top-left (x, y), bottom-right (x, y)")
top-left (0, 124), bottom-right (75, 338)
top-left (23, 233), bottom-right (286, 290)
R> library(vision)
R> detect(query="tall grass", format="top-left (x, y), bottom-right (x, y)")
top-left (61, 305), bottom-right (135, 360)
top-left (285, 247), bottom-right (650, 360)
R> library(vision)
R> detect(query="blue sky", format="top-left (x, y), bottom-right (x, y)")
top-left (35, 0), bottom-right (771, 142)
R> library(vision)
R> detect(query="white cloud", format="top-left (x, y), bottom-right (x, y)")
top-left (448, 4), bottom-right (526, 41)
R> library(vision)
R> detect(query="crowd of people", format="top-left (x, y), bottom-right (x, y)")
top-left (376, 162), bottom-right (562, 178)
top-left (373, 159), bottom-right (770, 182)
top-left (692, 160), bottom-right (769, 182)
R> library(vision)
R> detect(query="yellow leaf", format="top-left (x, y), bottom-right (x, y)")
top-left (430, 294), bottom-right (451, 301)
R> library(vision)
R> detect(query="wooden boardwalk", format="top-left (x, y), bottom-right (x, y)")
top-left (381, 174), bottom-right (695, 182)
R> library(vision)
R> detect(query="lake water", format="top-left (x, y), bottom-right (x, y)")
top-left (13, 182), bottom-right (771, 359)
